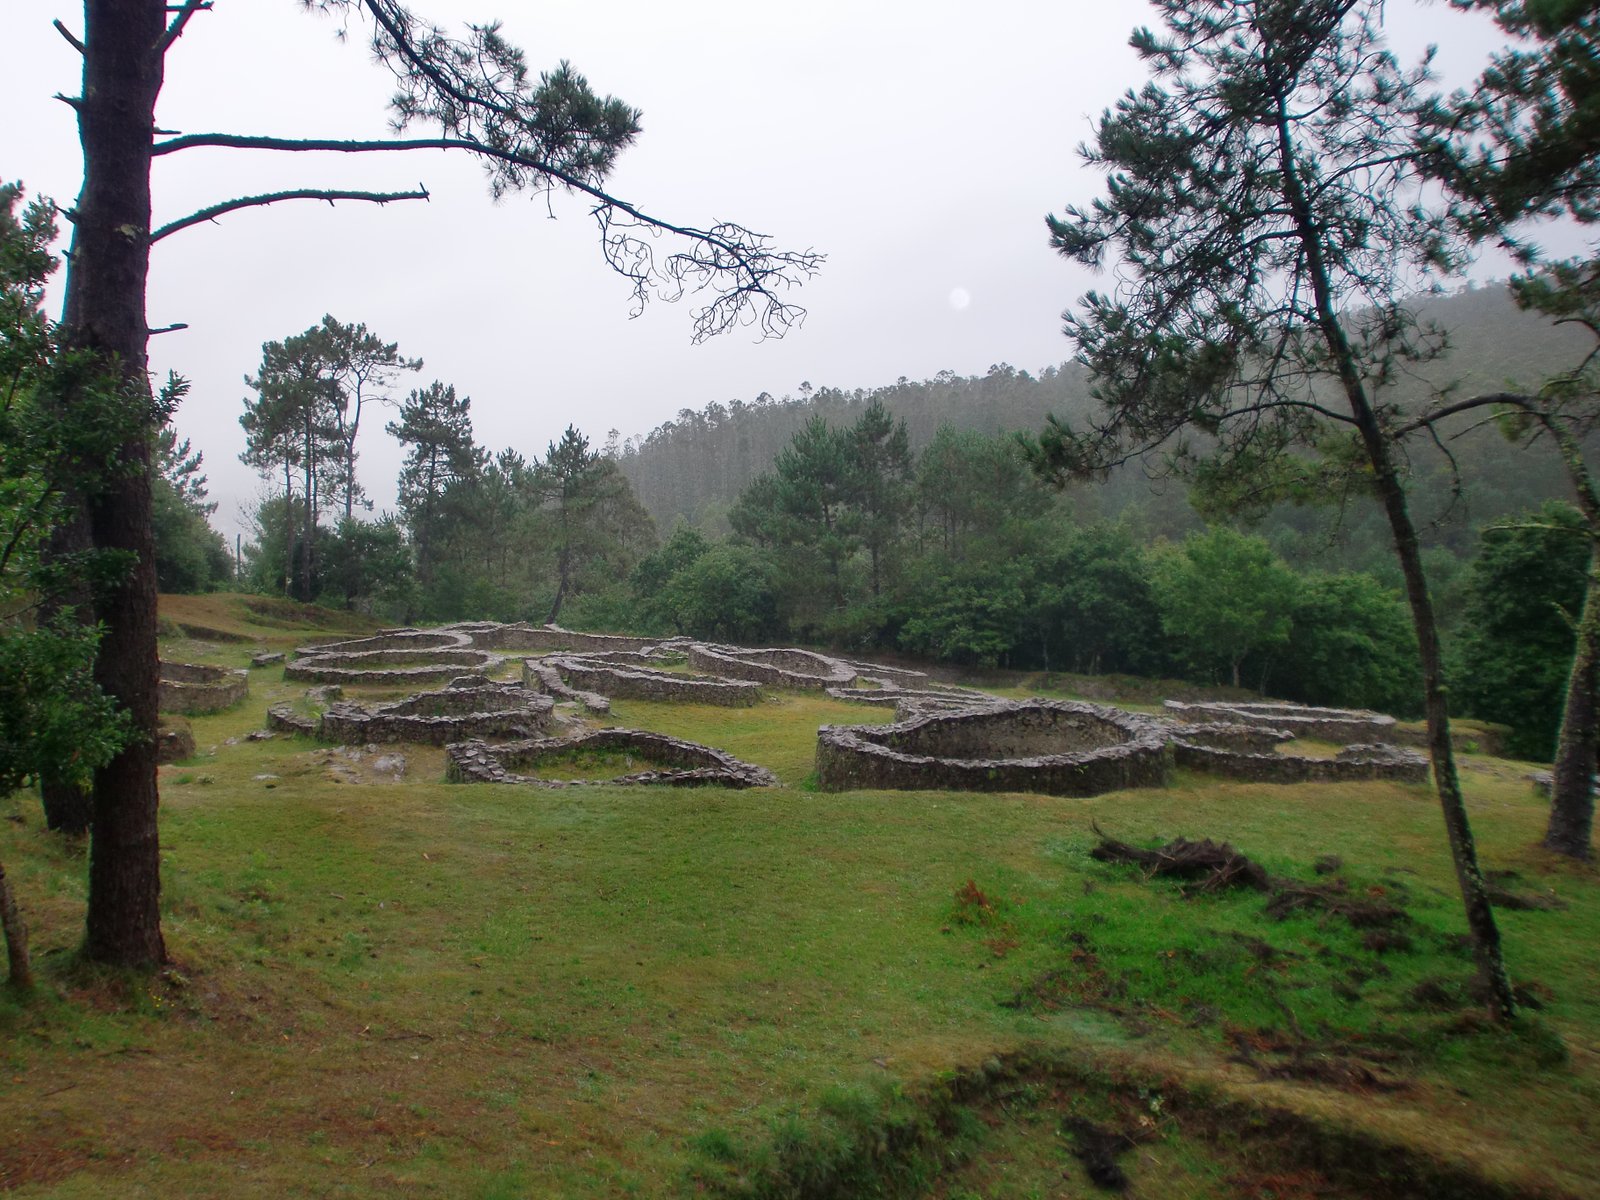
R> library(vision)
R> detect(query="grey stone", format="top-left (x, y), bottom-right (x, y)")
top-left (158, 660), bottom-right (249, 715)
top-left (816, 700), bottom-right (1171, 796)
top-left (446, 729), bottom-right (776, 790)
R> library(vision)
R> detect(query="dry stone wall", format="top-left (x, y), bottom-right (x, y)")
top-left (817, 700), bottom-right (1172, 796)
top-left (267, 682), bottom-right (554, 745)
top-left (158, 660), bottom-right (248, 714)
top-left (1163, 700), bottom-right (1397, 744)
top-left (543, 652), bottom-right (762, 707)
top-left (446, 728), bottom-right (776, 789)
top-left (520, 659), bottom-right (611, 714)
top-left (1170, 725), bottom-right (1429, 784)
top-left (687, 644), bottom-right (858, 690)
top-left (817, 700), bottom-right (1429, 795)
top-left (443, 622), bottom-right (662, 654)
top-left (285, 647), bottom-right (504, 686)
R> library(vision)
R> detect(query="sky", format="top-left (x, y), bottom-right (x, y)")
top-left (4, 0), bottom-right (1518, 541)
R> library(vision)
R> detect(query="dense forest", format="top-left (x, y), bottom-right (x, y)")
top-left (614, 283), bottom-right (1593, 573)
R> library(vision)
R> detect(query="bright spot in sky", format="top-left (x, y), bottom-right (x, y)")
top-left (948, 286), bottom-right (972, 311)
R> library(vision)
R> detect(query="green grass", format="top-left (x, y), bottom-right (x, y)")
top-left (0, 599), bottom-right (1596, 1197)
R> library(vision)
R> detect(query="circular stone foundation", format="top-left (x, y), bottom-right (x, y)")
top-left (294, 628), bottom-right (473, 658)
top-left (158, 660), bottom-right (249, 714)
top-left (540, 652), bottom-right (762, 707)
top-left (816, 700), bottom-right (1170, 795)
top-left (446, 729), bottom-right (776, 789)
top-left (1162, 700), bottom-right (1396, 744)
top-left (284, 646), bottom-right (504, 685)
top-left (686, 644), bottom-right (858, 690)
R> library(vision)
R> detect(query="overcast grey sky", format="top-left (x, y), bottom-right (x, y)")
top-left (5, 1), bottom-right (1513, 539)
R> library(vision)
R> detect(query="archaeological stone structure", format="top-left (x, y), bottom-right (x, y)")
top-left (254, 621), bottom-right (1432, 797)
top-left (269, 679), bottom-right (556, 745)
top-left (285, 643), bottom-right (505, 686)
top-left (817, 700), bottom-right (1173, 796)
top-left (818, 698), bottom-right (1430, 795)
top-left (1167, 722), bottom-right (1429, 784)
top-left (537, 651), bottom-right (763, 707)
top-left (687, 644), bottom-right (861, 691)
top-left (446, 729), bottom-right (777, 789)
top-left (1162, 700), bottom-right (1397, 744)
top-left (158, 660), bottom-right (248, 715)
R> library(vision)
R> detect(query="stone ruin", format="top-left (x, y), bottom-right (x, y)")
top-left (534, 651), bottom-right (763, 708)
top-left (1162, 700), bottom-right (1398, 743)
top-left (686, 644), bottom-right (861, 691)
top-left (1167, 721), bottom-right (1428, 785)
top-left (158, 660), bottom-right (249, 715)
top-left (276, 622), bottom-right (961, 711)
top-left (285, 628), bottom-right (505, 686)
top-left (520, 658), bottom-right (612, 714)
top-left (260, 622), bottom-right (1430, 798)
top-left (817, 700), bottom-right (1172, 795)
top-left (818, 698), bottom-right (1428, 796)
top-left (446, 728), bottom-right (777, 789)
top-left (268, 677), bottom-right (555, 745)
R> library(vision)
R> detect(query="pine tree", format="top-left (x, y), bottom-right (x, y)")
top-left (1029, 0), bottom-right (1516, 1018)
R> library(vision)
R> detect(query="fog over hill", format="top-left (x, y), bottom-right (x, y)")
top-left (616, 281), bottom-right (1596, 565)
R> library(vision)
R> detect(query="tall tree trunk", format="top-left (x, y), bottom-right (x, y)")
top-left (66, 0), bottom-right (167, 968)
top-left (300, 433), bottom-right (315, 602)
top-left (0, 857), bottom-right (32, 990)
top-left (1543, 417), bottom-right (1599, 859)
top-left (1548, 555), bottom-right (1599, 858)
top-left (1273, 95), bottom-right (1513, 1020)
top-left (281, 462), bottom-right (295, 597)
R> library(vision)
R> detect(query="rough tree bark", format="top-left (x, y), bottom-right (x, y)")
top-left (1549, 551), bottom-right (1600, 857)
top-left (1544, 417), bottom-right (1600, 858)
top-left (62, 0), bottom-right (167, 967)
top-left (0, 858), bottom-right (33, 990)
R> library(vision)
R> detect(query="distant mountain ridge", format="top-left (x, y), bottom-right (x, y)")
top-left (615, 282), bottom-right (1593, 544)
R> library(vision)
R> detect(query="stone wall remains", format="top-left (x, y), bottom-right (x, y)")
top-left (1171, 734), bottom-right (1429, 785)
top-left (268, 683), bottom-right (554, 744)
top-left (687, 644), bottom-right (858, 690)
top-left (446, 728), bottom-right (776, 789)
top-left (1163, 700), bottom-right (1397, 744)
top-left (293, 629), bottom-right (471, 658)
top-left (284, 647), bottom-right (504, 685)
top-left (816, 700), bottom-right (1171, 796)
top-left (444, 622), bottom-right (662, 654)
top-left (158, 660), bottom-right (249, 714)
top-left (544, 653), bottom-right (762, 707)
top-left (521, 659), bottom-right (612, 714)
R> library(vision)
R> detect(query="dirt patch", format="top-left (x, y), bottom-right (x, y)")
top-left (1060, 1114), bottom-right (1151, 1190)
top-left (1484, 869), bottom-right (1568, 912)
top-left (1090, 832), bottom-right (1411, 931)
top-left (1226, 1027), bottom-right (1410, 1094)
top-left (1264, 880), bottom-right (1408, 928)
top-left (1089, 828), bottom-right (1271, 893)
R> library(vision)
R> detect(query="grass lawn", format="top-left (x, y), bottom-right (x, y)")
top-left (1, 597), bottom-right (1596, 1197)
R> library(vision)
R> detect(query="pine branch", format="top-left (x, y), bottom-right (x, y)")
top-left (150, 186), bottom-right (430, 243)
top-left (151, 133), bottom-right (823, 340)
top-left (155, 0), bottom-right (213, 56)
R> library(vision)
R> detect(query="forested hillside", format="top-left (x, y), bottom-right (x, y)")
top-left (616, 282), bottom-right (1594, 567)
